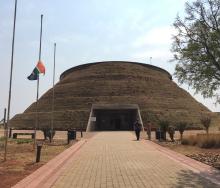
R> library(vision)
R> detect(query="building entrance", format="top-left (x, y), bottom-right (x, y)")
top-left (86, 104), bottom-right (142, 132)
top-left (95, 109), bottom-right (136, 131)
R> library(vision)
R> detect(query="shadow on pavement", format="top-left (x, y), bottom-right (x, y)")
top-left (171, 169), bottom-right (219, 188)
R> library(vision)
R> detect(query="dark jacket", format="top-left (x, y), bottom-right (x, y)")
top-left (134, 121), bottom-right (142, 131)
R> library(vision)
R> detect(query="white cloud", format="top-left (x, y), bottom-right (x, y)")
top-left (130, 25), bottom-right (176, 67)
top-left (54, 31), bottom-right (103, 45)
top-left (133, 49), bottom-right (172, 60)
top-left (51, 33), bottom-right (88, 44)
top-left (133, 26), bottom-right (176, 48)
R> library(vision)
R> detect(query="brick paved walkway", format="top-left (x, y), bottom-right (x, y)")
top-left (49, 132), bottom-right (219, 188)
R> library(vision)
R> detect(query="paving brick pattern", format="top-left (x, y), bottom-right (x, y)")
top-left (52, 132), bottom-right (219, 188)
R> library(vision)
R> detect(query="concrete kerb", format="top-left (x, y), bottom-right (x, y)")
top-left (142, 140), bottom-right (220, 186)
top-left (12, 139), bottom-right (87, 188)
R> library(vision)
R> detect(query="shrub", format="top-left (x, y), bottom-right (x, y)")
top-left (168, 126), bottom-right (175, 142)
top-left (200, 116), bottom-right (211, 134)
top-left (197, 134), bottom-right (220, 148)
top-left (181, 134), bottom-right (220, 148)
top-left (159, 120), bottom-right (169, 140)
top-left (181, 138), bottom-right (189, 145)
top-left (176, 122), bottom-right (187, 141)
top-left (190, 136), bottom-right (198, 146)
top-left (16, 139), bottom-right (33, 144)
top-left (42, 129), bottom-right (56, 141)
top-left (199, 139), bottom-right (216, 148)
top-left (0, 136), bottom-right (6, 142)
top-left (159, 120), bottom-right (169, 132)
top-left (0, 137), bottom-right (4, 148)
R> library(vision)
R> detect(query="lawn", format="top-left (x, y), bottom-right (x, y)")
top-left (0, 129), bottom-right (83, 188)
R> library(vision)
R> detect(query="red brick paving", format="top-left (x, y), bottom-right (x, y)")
top-left (12, 132), bottom-right (220, 188)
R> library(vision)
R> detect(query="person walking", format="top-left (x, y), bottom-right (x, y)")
top-left (133, 119), bottom-right (142, 141)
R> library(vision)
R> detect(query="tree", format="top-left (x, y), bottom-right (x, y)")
top-left (200, 116), bottom-right (211, 134)
top-left (172, 0), bottom-right (220, 101)
top-left (168, 126), bottom-right (175, 142)
top-left (176, 122), bottom-right (187, 141)
top-left (159, 120), bottom-right (169, 140)
top-left (41, 128), bottom-right (56, 141)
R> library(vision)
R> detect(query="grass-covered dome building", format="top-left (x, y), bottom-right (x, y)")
top-left (10, 61), bottom-right (217, 131)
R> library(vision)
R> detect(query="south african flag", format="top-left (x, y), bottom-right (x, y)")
top-left (27, 61), bottom-right (45, 80)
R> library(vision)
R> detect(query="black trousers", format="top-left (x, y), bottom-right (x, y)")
top-left (135, 130), bottom-right (140, 140)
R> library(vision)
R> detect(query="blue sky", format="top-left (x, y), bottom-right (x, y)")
top-left (0, 0), bottom-right (219, 118)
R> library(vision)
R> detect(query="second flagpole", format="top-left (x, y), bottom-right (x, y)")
top-left (50, 43), bottom-right (56, 142)
top-left (4, 0), bottom-right (18, 161)
top-left (34, 14), bottom-right (43, 149)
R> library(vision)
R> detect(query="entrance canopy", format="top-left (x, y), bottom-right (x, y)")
top-left (86, 104), bottom-right (143, 131)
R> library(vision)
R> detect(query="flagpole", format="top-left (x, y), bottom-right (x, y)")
top-left (50, 43), bottom-right (56, 142)
top-left (34, 14), bottom-right (43, 149)
top-left (3, 108), bottom-right (7, 161)
top-left (4, 0), bottom-right (18, 161)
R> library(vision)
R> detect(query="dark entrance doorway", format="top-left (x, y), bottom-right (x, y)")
top-left (115, 118), bottom-right (121, 130)
top-left (94, 109), bottom-right (136, 131)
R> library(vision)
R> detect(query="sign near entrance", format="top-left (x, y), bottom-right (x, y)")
top-left (91, 117), bottom-right (96, 121)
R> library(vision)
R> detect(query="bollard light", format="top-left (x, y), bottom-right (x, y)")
top-left (36, 142), bottom-right (43, 163)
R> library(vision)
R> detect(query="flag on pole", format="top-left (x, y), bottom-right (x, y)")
top-left (27, 61), bottom-right (45, 80)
